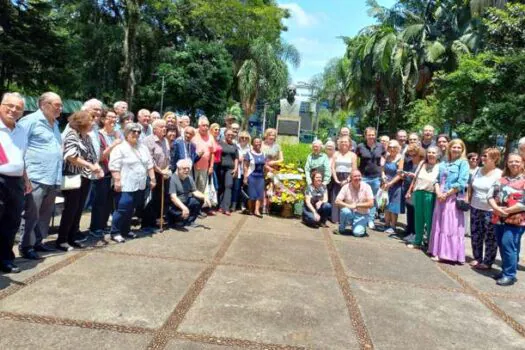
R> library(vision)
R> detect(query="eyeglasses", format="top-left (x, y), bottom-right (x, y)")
top-left (47, 102), bottom-right (63, 109)
top-left (1, 103), bottom-right (24, 112)
top-left (131, 130), bottom-right (141, 135)
top-left (480, 155), bottom-right (487, 158)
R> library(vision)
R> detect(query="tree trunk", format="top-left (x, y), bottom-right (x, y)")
top-left (123, 0), bottom-right (141, 109)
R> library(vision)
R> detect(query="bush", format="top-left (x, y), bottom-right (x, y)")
top-left (281, 143), bottom-right (311, 168)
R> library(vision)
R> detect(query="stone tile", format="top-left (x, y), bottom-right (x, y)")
top-left (334, 239), bottom-right (460, 289)
top-left (0, 253), bottom-right (206, 328)
top-left (223, 234), bottom-right (332, 273)
top-left (240, 216), bottom-right (324, 241)
top-left (178, 266), bottom-right (358, 350)
top-left (105, 228), bottom-right (230, 262)
top-left (491, 297), bottom-right (525, 326)
top-left (166, 339), bottom-right (243, 350)
top-left (0, 319), bottom-right (151, 350)
top-left (352, 281), bottom-right (525, 349)
top-left (193, 213), bottom-right (244, 231)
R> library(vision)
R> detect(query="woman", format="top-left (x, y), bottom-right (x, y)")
top-left (244, 138), bottom-right (267, 217)
top-left (330, 136), bottom-right (356, 222)
top-left (217, 129), bottom-right (239, 215)
top-left (382, 140), bottom-right (404, 234)
top-left (468, 148), bottom-right (502, 270)
top-left (210, 123), bottom-right (222, 195)
top-left (109, 123), bottom-right (155, 243)
top-left (89, 110), bottom-right (122, 238)
top-left (163, 111), bottom-right (177, 129)
top-left (401, 143), bottom-right (425, 242)
top-left (305, 140), bottom-right (331, 187)
top-left (57, 111), bottom-right (104, 251)
top-left (303, 171), bottom-right (332, 227)
top-left (262, 128), bottom-right (283, 170)
top-left (232, 131), bottom-right (251, 211)
top-left (436, 134), bottom-right (450, 161)
top-left (405, 146), bottom-right (440, 249)
top-left (325, 140), bottom-right (336, 206)
top-left (468, 152), bottom-right (480, 175)
top-left (166, 125), bottom-right (179, 148)
top-left (488, 154), bottom-right (525, 286)
top-left (428, 139), bottom-right (469, 263)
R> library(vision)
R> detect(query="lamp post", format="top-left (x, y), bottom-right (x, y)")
top-left (153, 72), bottom-right (173, 115)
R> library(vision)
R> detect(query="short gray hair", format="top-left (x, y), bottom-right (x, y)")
top-left (38, 92), bottom-right (61, 108)
top-left (152, 119), bottom-right (166, 129)
top-left (177, 159), bottom-right (193, 169)
top-left (123, 122), bottom-right (141, 137)
top-left (325, 140), bottom-right (335, 149)
top-left (113, 101), bottom-right (127, 109)
top-left (82, 98), bottom-right (102, 111)
top-left (198, 116), bottom-right (209, 125)
top-left (1, 92), bottom-right (24, 104)
top-left (518, 137), bottom-right (525, 149)
top-left (312, 140), bottom-right (323, 148)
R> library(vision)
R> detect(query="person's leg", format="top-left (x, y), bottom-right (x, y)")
top-left (221, 167), bottom-right (234, 212)
top-left (406, 203), bottom-right (415, 235)
top-left (498, 225), bottom-right (522, 279)
top-left (338, 208), bottom-right (354, 233)
top-left (422, 192), bottom-right (436, 243)
top-left (0, 176), bottom-right (24, 262)
top-left (101, 177), bottom-right (114, 232)
top-left (231, 177), bottom-right (241, 211)
top-left (68, 178), bottom-right (91, 245)
top-left (89, 178), bottom-right (105, 233)
top-left (319, 203), bottom-right (332, 223)
top-left (302, 205), bottom-right (317, 226)
top-left (186, 197), bottom-right (202, 224)
top-left (470, 208), bottom-right (484, 263)
top-left (482, 210), bottom-right (498, 266)
top-left (254, 200), bottom-right (262, 215)
top-left (352, 212), bottom-right (368, 237)
top-left (57, 188), bottom-right (82, 245)
top-left (19, 181), bottom-right (45, 252)
top-left (412, 191), bottom-right (425, 246)
top-left (363, 177), bottom-right (380, 225)
top-left (110, 192), bottom-right (134, 237)
top-left (35, 185), bottom-right (58, 245)
top-left (142, 173), bottom-right (163, 228)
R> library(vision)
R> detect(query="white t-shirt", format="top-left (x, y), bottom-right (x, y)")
top-left (471, 168), bottom-right (502, 211)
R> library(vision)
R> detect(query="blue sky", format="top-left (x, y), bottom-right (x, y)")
top-left (279, 0), bottom-right (397, 83)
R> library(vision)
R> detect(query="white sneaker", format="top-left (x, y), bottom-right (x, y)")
top-left (111, 234), bottom-right (126, 243)
top-left (385, 227), bottom-right (395, 234)
top-left (368, 221), bottom-right (375, 229)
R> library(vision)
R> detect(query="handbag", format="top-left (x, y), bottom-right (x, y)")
top-left (203, 175), bottom-right (218, 207)
top-left (61, 174), bottom-right (81, 191)
top-left (376, 188), bottom-right (389, 210)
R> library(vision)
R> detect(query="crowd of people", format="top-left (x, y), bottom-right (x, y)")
top-left (0, 91), bottom-right (524, 287)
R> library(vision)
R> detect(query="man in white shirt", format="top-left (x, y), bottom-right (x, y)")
top-left (0, 93), bottom-right (31, 273)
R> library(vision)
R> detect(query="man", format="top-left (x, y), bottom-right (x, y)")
top-left (192, 116), bottom-right (215, 194)
top-left (355, 127), bottom-right (385, 230)
top-left (379, 135), bottom-right (390, 150)
top-left (408, 132), bottom-right (420, 146)
top-left (18, 92), bottom-right (63, 259)
top-left (338, 127), bottom-right (357, 151)
top-left (178, 115), bottom-right (190, 139)
top-left (137, 109), bottom-right (152, 141)
top-left (0, 93), bottom-right (31, 273)
top-left (167, 159), bottom-right (210, 229)
top-left (230, 122), bottom-right (240, 143)
top-left (113, 101), bottom-right (128, 131)
top-left (421, 125), bottom-right (436, 150)
top-left (396, 130), bottom-right (408, 155)
top-left (150, 111), bottom-right (161, 121)
top-left (334, 170), bottom-right (374, 237)
top-left (170, 127), bottom-right (201, 172)
top-left (142, 119), bottom-right (171, 233)
top-left (219, 115), bottom-right (236, 141)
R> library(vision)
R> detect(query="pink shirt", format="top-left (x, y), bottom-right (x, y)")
top-left (336, 182), bottom-right (374, 215)
top-left (193, 134), bottom-right (214, 170)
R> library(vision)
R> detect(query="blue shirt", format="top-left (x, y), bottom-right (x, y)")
top-left (436, 158), bottom-right (469, 192)
top-left (19, 109), bottom-right (63, 186)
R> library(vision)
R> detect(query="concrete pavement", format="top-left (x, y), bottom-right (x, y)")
top-left (1, 213), bottom-right (525, 349)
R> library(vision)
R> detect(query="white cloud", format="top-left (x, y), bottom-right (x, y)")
top-left (279, 3), bottom-right (321, 27)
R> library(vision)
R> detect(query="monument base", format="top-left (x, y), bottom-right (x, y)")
top-left (277, 135), bottom-right (299, 144)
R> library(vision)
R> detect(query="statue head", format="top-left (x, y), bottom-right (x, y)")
top-left (286, 84), bottom-right (297, 101)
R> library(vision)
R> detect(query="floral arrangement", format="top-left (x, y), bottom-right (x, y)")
top-left (267, 163), bottom-right (306, 205)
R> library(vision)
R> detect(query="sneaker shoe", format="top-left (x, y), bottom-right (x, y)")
top-left (385, 227), bottom-right (395, 234)
top-left (403, 233), bottom-right (416, 242)
top-left (123, 232), bottom-right (137, 239)
top-left (198, 211), bottom-right (208, 218)
top-left (367, 221), bottom-right (375, 230)
top-left (74, 232), bottom-right (88, 243)
top-left (89, 230), bottom-right (104, 238)
top-left (111, 234), bottom-right (126, 243)
top-left (56, 242), bottom-right (74, 252)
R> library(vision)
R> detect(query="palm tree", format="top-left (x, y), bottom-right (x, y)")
top-left (470, 0), bottom-right (509, 16)
top-left (237, 38), bottom-right (300, 126)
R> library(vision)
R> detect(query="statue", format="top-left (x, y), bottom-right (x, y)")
top-left (277, 84), bottom-right (301, 143)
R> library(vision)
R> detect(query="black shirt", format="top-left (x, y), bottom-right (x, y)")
top-left (169, 174), bottom-right (196, 203)
top-left (356, 142), bottom-right (385, 178)
top-left (220, 141), bottom-right (239, 169)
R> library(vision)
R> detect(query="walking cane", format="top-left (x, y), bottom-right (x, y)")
top-left (160, 176), bottom-right (165, 233)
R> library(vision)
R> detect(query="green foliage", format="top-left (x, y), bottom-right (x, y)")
top-left (484, 3), bottom-right (525, 52)
top-left (403, 95), bottom-right (442, 133)
top-left (281, 143), bottom-right (312, 168)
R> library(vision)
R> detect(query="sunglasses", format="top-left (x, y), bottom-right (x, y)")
top-left (131, 130), bottom-right (141, 135)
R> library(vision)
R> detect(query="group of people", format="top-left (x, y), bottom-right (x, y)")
top-left (302, 126), bottom-right (525, 287)
top-left (0, 91), bottom-right (524, 287)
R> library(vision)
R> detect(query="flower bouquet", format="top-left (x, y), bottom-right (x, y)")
top-left (267, 163), bottom-right (306, 217)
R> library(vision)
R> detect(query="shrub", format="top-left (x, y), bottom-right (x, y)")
top-left (281, 143), bottom-right (311, 168)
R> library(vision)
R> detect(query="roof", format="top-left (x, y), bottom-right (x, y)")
top-left (23, 95), bottom-right (83, 114)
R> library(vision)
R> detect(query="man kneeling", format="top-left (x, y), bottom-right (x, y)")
top-left (168, 159), bottom-right (210, 228)
top-left (334, 170), bottom-right (374, 236)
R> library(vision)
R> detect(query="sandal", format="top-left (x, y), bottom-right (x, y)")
top-left (474, 263), bottom-right (490, 270)
top-left (469, 260), bottom-right (480, 267)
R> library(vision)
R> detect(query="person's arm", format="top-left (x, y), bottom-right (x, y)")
top-left (192, 189), bottom-right (211, 207)
top-left (323, 155), bottom-right (331, 185)
top-left (170, 193), bottom-right (189, 218)
top-left (322, 188), bottom-right (328, 204)
top-left (232, 148), bottom-right (239, 176)
top-left (23, 169), bottom-right (32, 194)
top-left (331, 154), bottom-right (340, 184)
top-left (208, 144), bottom-right (215, 175)
top-left (109, 146), bottom-right (123, 191)
top-left (268, 146), bottom-right (284, 166)
top-left (387, 157), bottom-right (404, 187)
top-left (448, 160), bottom-right (469, 196)
top-left (304, 194), bottom-right (316, 213)
top-left (305, 155), bottom-right (312, 186)
top-left (406, 161), bottom-right (423, 199)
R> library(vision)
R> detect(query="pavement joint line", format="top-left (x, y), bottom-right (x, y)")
top-left (218, 261), bottom-right (334, 277)
top-left (437, 264), bottom-right (525, 338)
top-left (93, 249), bottom-right (211, 265)
top-left (171, 331), bottom-right (307, 349)
top-left (0, 311), bottom-right (154, 334)
top-left (146, 216), bottom-right (248, 350)
top-left (322, 228), bottom-right (374, 350)
top-left (0, 251), bottom-right (89, 301)
top-left (483, 291), bottom-right (525, 301)
top-left (347, 273), bottom-right (467, 294)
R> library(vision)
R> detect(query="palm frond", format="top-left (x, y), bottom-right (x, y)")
top-left (425, 41), bottom-right (446, 63)
top-left (470, 0), bottom-right (508, 16)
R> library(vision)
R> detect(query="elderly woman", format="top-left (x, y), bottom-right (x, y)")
top-left (488, 154), bottom-right (525, 286)
top-left (89, 110), bottom-right (122, 238)
top-left (262, 128), bottom-right (283, 169)
top-left (331, 136), bottom-right (356, 222)
top-left (338, 127), bottom-right (357, 151)
top-left (428, 139), bottom-right (469, 263)
top-left (382, 140), bottom-right (404, 234)
top-left (109, 123), bottom-right (155, 243)
top-left (303, 171), bottom-right (332, 227)
top-left (305, 140), bottom-right (331, 187)
top-left (217, 129), bottom-right (239, 215)
top-left (405, 146), bottom-right (440, 248)
top-left (401, 143), bottom-right (425, 242)
top-left (244, 137), bottom-right (267, 217)
top-left (468, 148), bottom-right (502, 270)
top-left (57, 111), bottom-right (104, 251)
top-left (232, 131), bottom-right (251, 211)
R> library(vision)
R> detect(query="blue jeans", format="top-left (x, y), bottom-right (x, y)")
top-left (363, 176), bottom-right (381, 224)
top-left (303, 202), bottom-right (332, 226)
top-left (339, 208), bottom-right (368, 237)
top-left (495, 224), bottom-right (524, 279)
top-left (90, 176), bottom-right (113, 233)
top-left (111, 191), bottom-right (143, 236)
top-left (167, 196), bottom-right (202, 226)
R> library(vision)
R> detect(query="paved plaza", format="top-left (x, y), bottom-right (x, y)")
top-left (1, 213), bottom-right (525, 349)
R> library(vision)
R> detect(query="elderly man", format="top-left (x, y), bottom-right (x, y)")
top-left (137, 109), bottom-right (152, 141)
top-left (396, 130), bottom-right (408, 155)
top-left (408, 132), bottom-right (420, 146)
top-left (142, 119), bottom-right (171, 233)
top-left (18, 92), bottom-right (63, 259)
top-left (0, 93), bottom-right (31, 273)
top-left (192, 116), bottom-right (215, 194)
top-left (113, 101), bottom-right (128, 131)
top-left (170, 126), bottom-right (201, 172)
top-left (421, 125), bottom-right (436, 150)
top-left (167, 159), bottom-right (210, 229)
top-left (150, 111), bottom-right (161, 121)
top-left (178, 115), bottom-right (190, 138)
top-left (334, 170), bottom-right (374, 237)
top-left (305, 140), bottom-right (331, 186)
top-left (219, 115), bottom-right (236, 141)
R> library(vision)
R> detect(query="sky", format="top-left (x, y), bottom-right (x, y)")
top-left (278, 0), bottom-right (397, 84)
